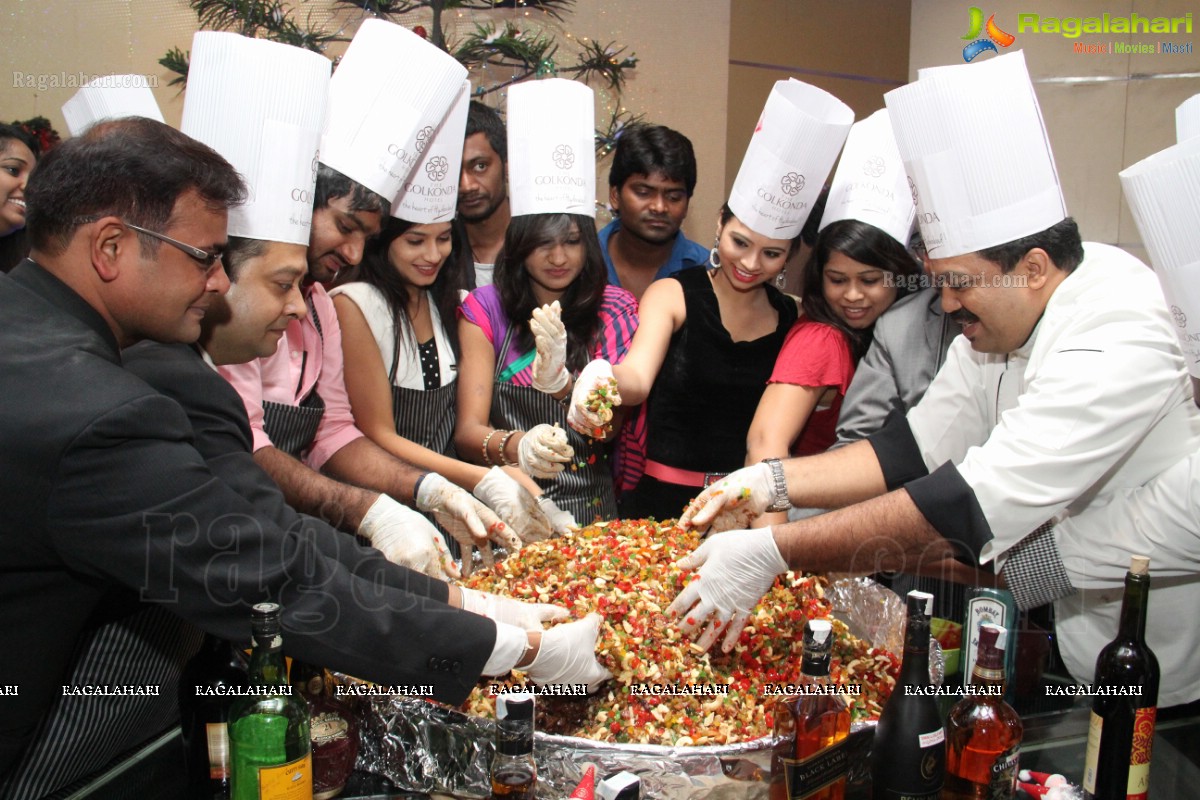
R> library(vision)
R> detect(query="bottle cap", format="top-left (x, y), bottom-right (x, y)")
top-left (980, 622), bottom-right (1007, 653)
top-left (804, 619), bottom-right (833, 649)
top-left (597, 771), bottom-right (641, 800)
top-left (496, 692), bottom-right (536, 722)
top-left (1129, 555), bottom-right (1150, 576)
top-left (250, 602), bottom-right (282, 644)
top-left (906, 590), bottom-right (934, 618)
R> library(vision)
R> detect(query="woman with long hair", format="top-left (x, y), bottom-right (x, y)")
top-left (455, 212), bottom-right (638, 524)
top-left (0, 124), bottom-right (39, 273)
top-left (560, 203), bottom-right (801, 521)
top-left (332, 216), bottom-right (555, 545)
top-left (746, 218), bottom-right (920, 467)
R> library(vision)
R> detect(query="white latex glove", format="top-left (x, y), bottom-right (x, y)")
top-left (530, 301), bottom-right (569, 394)
top-left (523, 614), bottom-right (612, 693)
top-left (517, 423), bottom-right (574, 479)
top-left (459, 586), bottom-right (569, 631)
top-left (357, 494), bottom-right (457, 580)
top-left (416, 473), bottom-right (521, 577)
top-left (566, 359), bottom-right (620, 436)
top-left (537, 495), bottom-right (578, 536)
top-left (678, 462), bottom-right (778, 533)
top-left (472, 467), bottom-right (554, 544)
top-left (667, 527), bottom-right (788, 653)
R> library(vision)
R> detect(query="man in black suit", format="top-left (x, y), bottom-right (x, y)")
top-left (0, 118), bottom-right (608, 783)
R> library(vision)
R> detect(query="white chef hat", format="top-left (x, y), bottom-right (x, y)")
top-left (507, 79), bottom-right (596, 217)
top-left (819, 108), bottom-right (915, 245)
top-left (181, 32), bottom-right (330, 246)
top-left (1176, 94), bottom-right (1200, 143)
top-left (1120, 135), bottom-right (1200, 378)
top-left (728, 79), bottom-right (853, 240)
top-left (61, 75), bottom-right (164, 137)
top-left (391, 80), bottom-right (470, 223)
top-left (321, 18), bottom-right (467, 205)
top-left (885, 50), bottom-right (1066, 258)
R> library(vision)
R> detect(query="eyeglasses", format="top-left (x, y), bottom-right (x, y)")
top-left (122, 221), bottom-right (224, 269)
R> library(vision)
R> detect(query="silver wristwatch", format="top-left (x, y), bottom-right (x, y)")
top-left (761, 458), bottom-right (791, 512)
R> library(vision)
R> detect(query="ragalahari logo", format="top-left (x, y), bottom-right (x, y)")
top-left (961, 7), bottom-right (1016, 61)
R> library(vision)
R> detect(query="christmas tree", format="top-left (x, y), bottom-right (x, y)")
top-left (160, 0), bottom-right (639, 154)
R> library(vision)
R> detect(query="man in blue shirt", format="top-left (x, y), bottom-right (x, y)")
top-left (599, 124), bottom-right (708, 299)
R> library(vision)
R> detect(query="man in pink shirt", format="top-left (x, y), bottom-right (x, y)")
top-left (220, 166), bottom-right (549, 571)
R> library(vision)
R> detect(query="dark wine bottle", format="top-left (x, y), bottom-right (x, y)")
top-left (870, 590), bottom-right (944, 800)
top-left (1082, 555), bottom-right (1160, 800)
top-left (180, 634), bottom-right (250, 799)
top-left (228, 603), bottom-right (312, 800)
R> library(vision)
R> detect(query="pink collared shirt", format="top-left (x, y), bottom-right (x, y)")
top-left (217, 281), bottom-right (364, 470)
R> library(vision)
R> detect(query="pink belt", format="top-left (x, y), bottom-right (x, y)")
top-left (643, 459), bottom-right (728, 488)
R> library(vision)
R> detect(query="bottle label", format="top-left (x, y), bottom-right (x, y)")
top-left (781, 728), bottom-right (871, 799)
top-left (1082, 710), bottom-right (1103, 793)
top-left (964, 595), bottom-right (1009, 681)
top-left (989, 744), bottom-right (1020, 797)
top-left (917, 727), bottom-right (945, 749)
top-left (1126, 706), bottom-right (1156, 799)
top-left (205, 722), bottom-right (230, 780)
top-left (257, 752), bottom-right (312, 799)
top-left (311, 711), bottom-right (349, 746)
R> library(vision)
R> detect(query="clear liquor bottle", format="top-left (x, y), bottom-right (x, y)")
top-left (944, 622), bottom-right (1023, 799)
top-left (490, 692), bottom-right (537, 800)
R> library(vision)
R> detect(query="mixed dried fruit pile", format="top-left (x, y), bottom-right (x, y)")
top-left (462, 519), bottom-right (899, 745)
top-left (582, 377), bottom-right (619, 438)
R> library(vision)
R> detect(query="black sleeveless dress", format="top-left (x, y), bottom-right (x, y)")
top-left (618, 266), bottom-right (798, 520)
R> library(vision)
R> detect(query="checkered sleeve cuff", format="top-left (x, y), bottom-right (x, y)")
top-left (1001, 522), bottom-right (1076, 611)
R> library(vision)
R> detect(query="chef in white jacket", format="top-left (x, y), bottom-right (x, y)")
top-left (653, 53), bottom-right (1200, 707)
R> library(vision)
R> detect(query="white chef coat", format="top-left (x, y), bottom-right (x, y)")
top-left (904, 242), bottom-right (1200, 706)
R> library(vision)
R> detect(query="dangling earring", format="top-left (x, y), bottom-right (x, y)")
top-left (775, 268), bottom-right (788, 287)
top-left (709, 238), bottom-right (721, 269)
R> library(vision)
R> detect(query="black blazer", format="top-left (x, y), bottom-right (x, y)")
top-left (0, 262), bottom-right (493, 774)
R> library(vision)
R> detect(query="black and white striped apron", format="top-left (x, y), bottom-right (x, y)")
top-left (388, 325), bottom-right (457, 459)
top-left (490, 328), bottom-right (617, 525)
top-left (262, 294), bottom-right (327, 459)
top-left (0, 603), bottom-right (204, 800)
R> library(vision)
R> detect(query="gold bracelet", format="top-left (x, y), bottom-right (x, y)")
top-left (482, 429), bottom-right (502, 466)
top-left (497, 430), bottom-right (519, 467)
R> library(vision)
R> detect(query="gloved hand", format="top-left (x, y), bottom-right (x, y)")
top-left (530, 301), bottom-right (569, 394)
top-left (523, 614), bottom-right (612, 693)
top-left (357, 494), bottom-right (458, 580)
top-left (459, 586), bottom-right (569, 631)
top-left (667, 527), bottom-right (788, 653)
top-left (416, 473), bottom-right (522, 577)
top-left (472, 466), bottom-right (554, 544)
top-left (566, 359), bottom-right (620, 436)
top-left (517, 423), bottom-right (574, 479)
top-left (536, 495), bottom-right (578, 536)
top-left (678, 462), bottom-right (779, 533)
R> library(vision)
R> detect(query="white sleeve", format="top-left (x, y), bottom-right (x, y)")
top-left (907, 335), bottom-right (991, 470)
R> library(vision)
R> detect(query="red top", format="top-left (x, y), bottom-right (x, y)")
top-left (768, 319), bottom-right (855, 456)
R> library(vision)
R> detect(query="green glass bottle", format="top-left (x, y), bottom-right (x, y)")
top-left (228, 603), bottom-right (312, 800)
